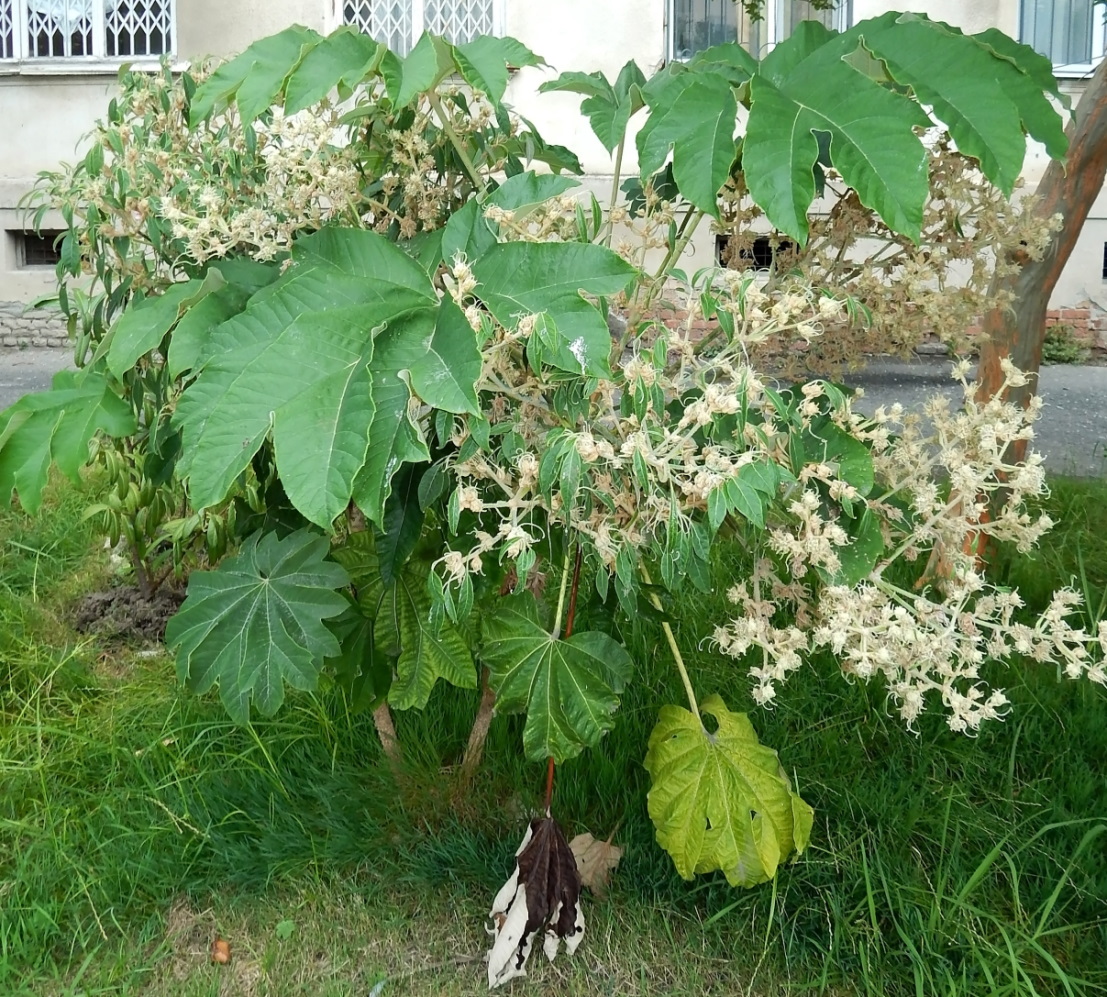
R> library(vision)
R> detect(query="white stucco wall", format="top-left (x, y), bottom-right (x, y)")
top-left (0, 0), bottom-right (322, 300)
top-left (0, 0), bottom-right (1104, 312)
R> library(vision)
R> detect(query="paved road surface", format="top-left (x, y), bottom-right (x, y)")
top-left (0, 348), bottom-right (72, 412)
top-left (844, 358), bottom-right (1107, 478)
top-left (3, 349), bottom-right (1107, 477)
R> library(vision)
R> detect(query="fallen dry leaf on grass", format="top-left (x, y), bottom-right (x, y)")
top-left (210, 936), bottom-right (231, 964)
top-left (569, 832), bottom-right (623, 894)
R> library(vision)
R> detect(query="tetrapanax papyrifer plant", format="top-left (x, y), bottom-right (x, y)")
top-left (5, 16), bottom-right (1106, 983)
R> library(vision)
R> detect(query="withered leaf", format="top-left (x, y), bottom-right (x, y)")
top-left (486, 816), bottom-right (585, 988)
top-left (569, 832), bottom-right (623, 894)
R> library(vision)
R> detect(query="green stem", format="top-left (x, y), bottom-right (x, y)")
top-left (551, 549), bottom-right (572, 641)
top-left (600, 137), bottom-right (626, 247)
top-left (640, 566), bottom-right (702, 726)
top-left (646, 209), bottom-right (705, 308)
top-left (426, 90), bottom-right (485, 193)
top-left (628, 207), bottom-right (705, 328)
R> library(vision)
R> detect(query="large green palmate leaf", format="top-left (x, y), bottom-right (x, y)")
top-left (742, 15), bottom-right (1067, 242)
top-left (175, 305), bottom-right (383, 529)
top-left (173, 228), bottom-right (469, 528)
top-left (284, 28), bottom-right (385, 114)
top-left (540, 60), bottom-right (647, 153)
top-left (472, 242), bottom-right (636, 377)
top-left (630, 15), bottom-right (1066, 244)
top-left (192, 23), bottom-right (542, 128)
top-left (832, 13), bottom-right (1067, 192)
top-left (324, 600), bottom-right (393, 713)
top-left (481, 593), bottom-right (633, 764)
top-left (166, 528), bottom-right (350, 723)
top-left (0, 370), bottom-right (136, 513)
top-left (645, 695), bottom-right (814, 887)
top-left (744, 24), bottom-right (931, 243)
top-left (104, 271), bottom-right (222, 377)
top-left (189, 24), bottom-right (323, 124)
top-left (167, 259), bottom-right (280, 377)
top-left (637, 70), bottom-right (739, 216)
top-left (333, 533), bottom-right (475, 710)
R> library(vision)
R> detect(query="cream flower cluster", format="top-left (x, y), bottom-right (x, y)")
top-left (714, 363), bottom-right (1106, 731)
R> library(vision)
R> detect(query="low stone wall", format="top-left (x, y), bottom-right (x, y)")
top-left (0, 300), bottom-right (69, 348)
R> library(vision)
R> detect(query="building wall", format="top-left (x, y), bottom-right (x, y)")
top-left (0, 0), bottom-right (324, 330)
top-left (1, 0), bottom-right (1105, 344)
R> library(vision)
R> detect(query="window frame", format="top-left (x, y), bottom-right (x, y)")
top-left (666, 0), bottom-right (851, 63)
top-left (332, 0), bottom-right (507, 56)
top-left (0, 0), bottom-right (177, 72)
top-left (1018, 0), bottom-right (1107, 78)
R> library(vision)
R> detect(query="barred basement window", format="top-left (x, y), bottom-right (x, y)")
top-left (0, 1), bottom-right (174, 62)
top-left (17, 230), bottom-right (65, 267)
top-left (343, 0), bottom-right (499, 57)
top-left (716, 234), bottom-right (796, 270)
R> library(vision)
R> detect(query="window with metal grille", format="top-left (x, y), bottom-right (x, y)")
top-left (716, 233), bottom-right (796, 269)
top-left (670, 0), bottom-right (850, 62)
top-left (1020, 0), bottom-right (1106, 74)
top-left (16, 230), bottom-right (65, 267)
top-left (343, 0), bottom-right (499, 57)
top-left (0, 1), bottom-right (174, 61)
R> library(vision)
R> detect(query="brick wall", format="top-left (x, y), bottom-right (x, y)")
top-left (0, 301), bottom-right (69, 348)
top-left (1044, 305), bottom-right (1107, 350)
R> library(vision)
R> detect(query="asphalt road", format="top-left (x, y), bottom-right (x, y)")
top-left (3, 349), bottom-right (1107, 477)
top-left (843, 358), bottom-right (1107, 478)
top-left (0, 348), bottom-right (73, 411)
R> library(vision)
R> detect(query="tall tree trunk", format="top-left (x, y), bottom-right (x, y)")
top-left (977, 58), bottom-right (1107, 461)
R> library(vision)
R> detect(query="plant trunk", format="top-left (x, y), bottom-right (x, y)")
top-left (459, 667), bottom-right (496, 783)
top-left (977, 58), bottom-right (1107, 460)
top-left (372, 701), bottom-right (402, 770)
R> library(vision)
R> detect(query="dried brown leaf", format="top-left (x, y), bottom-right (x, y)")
top-left (487, 816), bottom-right (584, 987)
top-left (210, 936), bottom-right (231, 964)
top-left (569, 832), bottom-right (623, 894)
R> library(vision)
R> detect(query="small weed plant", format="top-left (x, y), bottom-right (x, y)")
top-left (1042, 322), bottom-right (1091, 365)
top-left (2, 12), bottom-right (1106, 985)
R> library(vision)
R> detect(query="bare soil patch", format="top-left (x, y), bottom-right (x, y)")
top-left (74, 585), bottom-right (184, 642)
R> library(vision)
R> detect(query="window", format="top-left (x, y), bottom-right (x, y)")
top-left (0, 1), bottom-right (174, 62)
top-left (1020, 0), bottom-right (1106, 74)
top-left (669, 0), bottom-right (850, 62)
top-left (716, 233), bottom-right (795, 268)
top-left (13, 230), bottom-right (64, 267)
top-left (343, 0), bottom-right (501, 57)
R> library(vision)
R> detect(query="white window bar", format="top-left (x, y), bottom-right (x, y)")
top-left (669, 0), bottom-right (851, 62)
top-left (343, 0), bottom-right (501, 56)
top-left (1020, 0), bottom-right (1106, 75)
top-left (0, 0), bottom-right (173, 61)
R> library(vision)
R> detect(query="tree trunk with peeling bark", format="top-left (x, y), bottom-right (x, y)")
top-left (977, 59), bottom-right (1107, 459)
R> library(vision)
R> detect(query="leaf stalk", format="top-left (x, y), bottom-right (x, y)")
top-left (641, 565), bottom-right (702, 726)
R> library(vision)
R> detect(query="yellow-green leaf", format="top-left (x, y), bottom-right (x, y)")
top-left (644, 694), bottom-right (813, 887)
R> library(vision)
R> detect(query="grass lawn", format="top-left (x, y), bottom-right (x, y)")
top-left (1, 475), bottom-right (1105, 996)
